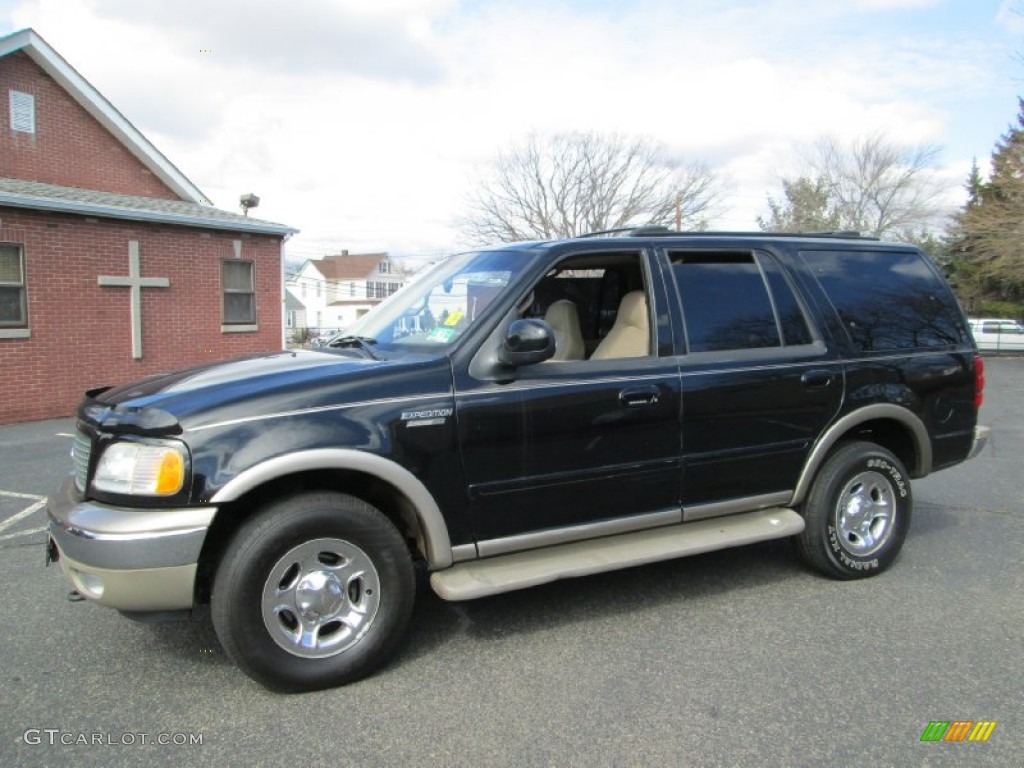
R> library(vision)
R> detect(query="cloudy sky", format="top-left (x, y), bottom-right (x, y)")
top-left (1, 0), bottom-right (1022, 262)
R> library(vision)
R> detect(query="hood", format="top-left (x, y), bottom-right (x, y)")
top-left (79, 350), bottom-right (436, 435)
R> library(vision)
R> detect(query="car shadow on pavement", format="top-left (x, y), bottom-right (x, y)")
top-left (908, 502), bottom-right (969, 539)
top-left (396, 538), bottom-right (810, 664)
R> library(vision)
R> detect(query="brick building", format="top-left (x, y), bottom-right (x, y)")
top-left (0, 29), bottom-right (296, 424)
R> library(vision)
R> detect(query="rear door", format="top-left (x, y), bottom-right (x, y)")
top-left (662, 248), bottom-right (844, 518)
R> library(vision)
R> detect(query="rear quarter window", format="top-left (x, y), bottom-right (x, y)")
top-left (800, 249), bottom-right (965, 352)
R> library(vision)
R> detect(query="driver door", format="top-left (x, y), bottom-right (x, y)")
top-left (453, 249), bottom-right (682, 549)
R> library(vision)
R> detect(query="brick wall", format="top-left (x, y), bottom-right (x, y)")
top-left (0, 51), bottom-right (179, 199)
top-left (0, 207), bottom-right (284, 424)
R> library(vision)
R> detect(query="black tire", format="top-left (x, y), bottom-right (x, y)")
top-left (211, 491), bottom-right (415, 692)
top-left (796, 441), bottom-right (912, 580)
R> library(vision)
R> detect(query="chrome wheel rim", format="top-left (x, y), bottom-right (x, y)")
top-left (835, 470), bottom-right (895, 557)
top-left (262, 538), bottom-right (380, 659)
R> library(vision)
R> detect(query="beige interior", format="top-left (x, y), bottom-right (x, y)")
top-left (543, 299), bottom-right (585, 360)
top-left (591, 290), bottom-right (649, 359)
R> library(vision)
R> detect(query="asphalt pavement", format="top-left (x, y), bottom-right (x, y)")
top-left (0, 358), bottom-right (1020, 767)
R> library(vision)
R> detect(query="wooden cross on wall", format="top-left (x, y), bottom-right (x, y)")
top-left (97, 240), bottom-right (170, 359)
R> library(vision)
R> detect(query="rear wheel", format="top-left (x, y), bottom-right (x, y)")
top-left (796, 441), bottom-right (911, 579)
top-left (211, 491), bottom-right (415, 692)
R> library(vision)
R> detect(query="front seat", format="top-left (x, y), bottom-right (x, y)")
top-left (543, 299), bottom-right (585, 361)
top-left (591, 291), bottom-right (649, 360)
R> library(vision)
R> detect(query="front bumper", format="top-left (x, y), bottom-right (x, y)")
top-left (968, 424), bottom-right (991, 460)
top-left (47, 477), bottom-right (216, 612)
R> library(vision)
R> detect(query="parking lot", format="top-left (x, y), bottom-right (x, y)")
top-left (0, 359), bottom-right (1020, 767)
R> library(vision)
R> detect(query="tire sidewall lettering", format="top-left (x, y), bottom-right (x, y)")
top-left (827, 453), bottom-right (906, 570)
top-left (798, 441), bottom-right (912, 580)
top-left (865, 457), bottom-right (908, 498)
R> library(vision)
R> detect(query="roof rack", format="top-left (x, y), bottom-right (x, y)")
top-left (574, 227), bottom-right (879, 241)
top-left (574, 225), bottom-right (675, 238)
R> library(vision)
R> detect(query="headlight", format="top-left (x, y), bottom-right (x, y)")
top-left (92, 441), bottom-right (187, 496)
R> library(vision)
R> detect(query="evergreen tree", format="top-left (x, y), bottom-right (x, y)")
top-left (951, 99), bottom-right (1024, 314)
top-left (757, 177), bottom-right (841, 232)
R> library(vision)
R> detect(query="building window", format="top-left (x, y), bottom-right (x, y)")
top-left (9, 90), bottom-right (35, 134)
top-left (0, 244), bottom-right (27, 328)
top-left (222, 261), bottom-right (255, 324)
top-left (378, 260), bottom-right (390, 274)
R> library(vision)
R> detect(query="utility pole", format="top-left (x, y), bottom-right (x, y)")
top-left (675, 192), bottom-right (682, 231)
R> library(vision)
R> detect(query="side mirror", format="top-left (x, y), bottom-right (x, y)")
top-left (498, 319), bottom-right (555, 367)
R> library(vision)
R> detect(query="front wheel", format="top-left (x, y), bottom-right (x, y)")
top-left (796, 441), bottom-right (912, 580)
top-left (211, 492), bottom-right (415, 692)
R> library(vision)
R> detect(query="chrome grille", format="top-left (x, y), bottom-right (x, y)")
top-left (71, 431), bottom-right (92, 492)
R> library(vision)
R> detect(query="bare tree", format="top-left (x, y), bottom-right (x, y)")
top-left (806, 133), bottom-right (944, 239)
top-left (460, 132), bottom-right (723, 243)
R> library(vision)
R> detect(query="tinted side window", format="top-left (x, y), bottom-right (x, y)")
top-left (670, 252), bottom-right (782, 353)
top-left (801, 250), bottom-right (964, 351)
top-left (760, 256), bottom-right (813, 346)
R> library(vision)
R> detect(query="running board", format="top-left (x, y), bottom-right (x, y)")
top-left (430, 507), bottom-right (804, 601)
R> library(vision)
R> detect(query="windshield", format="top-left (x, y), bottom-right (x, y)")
top-left (323, 249), bottom-right (536, 354)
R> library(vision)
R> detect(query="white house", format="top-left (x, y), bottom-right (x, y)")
top-left (284, 287), bottom-right (306, 339)
top-left (288, 251), bottom-right (403, 334)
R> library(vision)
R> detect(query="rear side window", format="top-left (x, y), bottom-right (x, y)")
top-left (669, 251), bottom-right (812, 353)
top-left (801, 250), bottom-right (964, 351)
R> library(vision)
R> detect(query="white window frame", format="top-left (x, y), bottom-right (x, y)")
top-left (0, 243), bottom-right (29, 337)
top-left (221, 260), bottom-right (257, 332)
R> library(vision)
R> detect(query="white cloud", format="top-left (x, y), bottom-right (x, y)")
top-left (85, 0), bottom-right (450, 82)
top-left (996, 0), bottom-right (1024, 34)
top-left (2, 0), bottom-right (1016, 253)
top-left (853, 0), bottom-right (942, 9)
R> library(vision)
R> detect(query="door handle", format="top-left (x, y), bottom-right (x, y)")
top-left (619, 386), bottom-right (661, 407)
top-left (801, 370), bottom-right (834, 390)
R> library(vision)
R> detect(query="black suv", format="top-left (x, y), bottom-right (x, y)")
top-left (47, 230), bottom-right (989, 691)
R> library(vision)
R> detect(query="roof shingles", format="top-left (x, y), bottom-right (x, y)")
top-left (0, 177), bottom-right (296, 236)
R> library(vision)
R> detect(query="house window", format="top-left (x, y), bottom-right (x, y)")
top-left (378, 261), bottom-right (390, 274)
top-left (9, 91), bottom-right (35, 134)
top-left (0, 244), bottom-right (27, 328)
top-left (222, 261), bottom-right (255, 324)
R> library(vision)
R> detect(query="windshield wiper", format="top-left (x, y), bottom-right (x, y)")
top-left (327, 335), bottom-right (381, 360)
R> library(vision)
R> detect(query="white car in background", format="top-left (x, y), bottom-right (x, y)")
top-left (969, 318), bottom-right (1024, 352)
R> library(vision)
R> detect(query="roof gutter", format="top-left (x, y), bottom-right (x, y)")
top-left (0, 192), bottom-right (298, 237)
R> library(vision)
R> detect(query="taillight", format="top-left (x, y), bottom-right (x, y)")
top-left (974, 355), bottom-right (985, 410)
